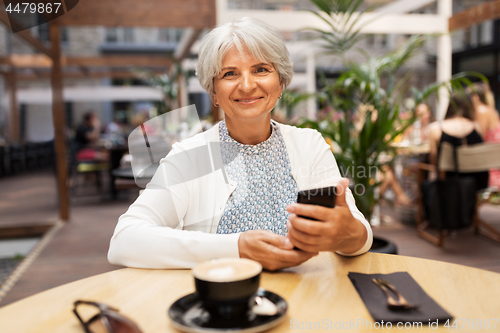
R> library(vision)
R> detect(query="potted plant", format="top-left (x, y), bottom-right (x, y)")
top-left (297, 0), bottom-right (483, 220)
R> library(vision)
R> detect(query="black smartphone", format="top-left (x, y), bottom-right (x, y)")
top-left (296, 186), bottom-right (337, 220)
top-left (292, 186), bottom-right (337, 251)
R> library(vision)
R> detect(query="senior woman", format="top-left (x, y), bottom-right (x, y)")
top-left (108, 17), bottom-right (372, 271)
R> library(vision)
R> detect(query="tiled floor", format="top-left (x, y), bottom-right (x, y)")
top-left (0, 170), bottom-right (59, 227)
top-left (0, 171), bottom-right (499, 307)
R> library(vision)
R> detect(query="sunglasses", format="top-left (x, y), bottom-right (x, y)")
top-left (73, 300), bottom-right (143, 333)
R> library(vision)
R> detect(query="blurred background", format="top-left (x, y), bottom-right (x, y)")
top-left (1, 0), bottom-right (499, 307)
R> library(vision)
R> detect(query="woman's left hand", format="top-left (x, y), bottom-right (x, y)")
top-left (286, 178), bottom-right (367, 254)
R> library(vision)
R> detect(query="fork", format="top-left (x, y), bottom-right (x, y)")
top-left (372, 278), bottom-right (418, 310)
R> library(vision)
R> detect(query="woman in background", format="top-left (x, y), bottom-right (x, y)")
top-left (428, 93), bottom-right (488, 191)
top-left (468, 82), bottom-right (500, 188)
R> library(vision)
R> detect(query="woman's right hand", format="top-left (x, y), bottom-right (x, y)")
top-left (238, 230), bottom-right (317, 271)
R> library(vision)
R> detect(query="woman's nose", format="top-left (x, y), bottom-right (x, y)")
top-left (238, 72), bottom-right (257, 92)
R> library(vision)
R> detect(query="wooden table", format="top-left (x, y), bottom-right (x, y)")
top-left (1, 252), bottom-right (499, 332)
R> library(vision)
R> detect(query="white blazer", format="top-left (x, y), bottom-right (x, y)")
top-left (108, 122), bottom-right (373, 268)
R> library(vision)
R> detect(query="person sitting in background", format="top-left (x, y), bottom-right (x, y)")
top-left (75, 112), bottom-right (100, 151)
top-left (468, 82), bottom-right (500, 188)
top-left (405, 103), bottom-right (433, 145)
top-left (378, 104), bottom-right (433, 207)
top-left (428, 93), bottom-right (489, 191)
top-left (379, 165), bottom-right (411, 206)
top-left (74, 111), bottom-right (106, 161)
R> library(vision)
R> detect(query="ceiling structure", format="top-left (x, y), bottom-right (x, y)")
top-left (0, 0), bottom-right (216, 223)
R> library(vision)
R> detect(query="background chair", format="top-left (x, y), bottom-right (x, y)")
top-left (416, 142), bottom-right (500, 246)
top-left (9, 144), bottom-right (26, 174)
top-left (68, 144), bottom-right (110, 198)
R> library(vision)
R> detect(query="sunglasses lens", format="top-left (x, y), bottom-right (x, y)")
top-left (103, 313), bottom-right (143, 333)
top-left (73, 301), bottom-right (142, 333)
top-left (87, 318), bottom-right (110, 333)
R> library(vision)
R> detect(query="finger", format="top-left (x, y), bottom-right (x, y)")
top-left (258, 230), bottom-right (294, 250)
top-left (287, 203), bottom-right (330, 221)
top-left (287, 220), bottom-right (320, 245)
top-left (287, 233), bottom-right (320, 253)
top-left (335, 178), bottom-right (350, 207)
top-left (288, 214), bottom-right (323, 236)
top-left (274, 246), bottom-right (318, 263)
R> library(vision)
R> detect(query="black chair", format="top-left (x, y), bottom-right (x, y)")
top-left (68, 143), bottom-right (110, 198)
top-left (37, 141), bottom-right (55, 169)
top-left (417, 142), bottom-right (500, 246)
top-left (9, 144), bottom-right (26, 174)
top-left (24, 143), bottom-right (39, 170)
top-left (1, 145), bottom-right (12, 176)
top-left (0, 146), bottom-right (5, 178)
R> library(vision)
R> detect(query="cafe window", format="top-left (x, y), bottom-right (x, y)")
top-left (123, 28), bottom-right (135, 43)
top-left (380, 34), bottom-right (387, 48)
top-left (480, 20), bottom-right (493, 45)
top-left (106, 28), bottom-right (119, 43)
top-left (451, 29), bottom-right (465, 52)
top-left (367, 34), bottom-right (375, 47)
top-left (19, 104), bottom-right (27, 142)
top-left (458, 53), bottom-right (495, 76)
top-left (464, 27), bottom-right (472, 49)
top-left (105, 28), bottom-right (135, 43)
top-left (159, 28), bottom-right (183, 42)
top-left (37, 19), bottom-right (68, 43)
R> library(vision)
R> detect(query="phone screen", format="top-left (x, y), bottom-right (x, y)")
top-left (296, 186), bottom-right (337, 221)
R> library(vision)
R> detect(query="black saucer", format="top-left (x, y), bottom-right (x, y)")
top-left (168, 288), bottom-right (287, 333)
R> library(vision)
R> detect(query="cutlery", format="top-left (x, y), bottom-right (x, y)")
top-left (372, 278), bottom-right (418, 310)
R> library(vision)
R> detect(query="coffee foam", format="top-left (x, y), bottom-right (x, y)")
top-left (192, 258), bottom-right (262, 282)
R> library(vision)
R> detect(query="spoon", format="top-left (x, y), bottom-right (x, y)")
top-left (372, 278), bottom-right (418, 310)
top-left (252, 296), bottom-right (278, 316)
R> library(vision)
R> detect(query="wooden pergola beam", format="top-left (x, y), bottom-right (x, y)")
top-left (174, 28), bottom-right (203, 60)
top-left (50, 24), bottom-right (69, 222)
top-left (6, 70), bottom-right (19, 143)
top-left (55, 0), bottom-right (215, 28)
top-left (14, 70), bottom-right (166, 80)
top-left (0, 55), bottom-right (53, 68)
top-left (0, 55), bottom-right (173, 68)
top-left (0, 9), bottom-right (52, 57)
top-left (64, 55), bottom-right (173, 68)
top-left (449, 0), bottom-right (500, 31)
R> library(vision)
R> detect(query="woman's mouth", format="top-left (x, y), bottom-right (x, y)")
top-left (235, 97), bottom-right (263, 105)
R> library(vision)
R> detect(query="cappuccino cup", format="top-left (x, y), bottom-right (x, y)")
top-left (192, 258), bottom-right (262, 320)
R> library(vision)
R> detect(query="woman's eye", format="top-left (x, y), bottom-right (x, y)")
top-left (222, 71), bottom-right (236, 78)
top-left (256, 67), bottom-right (269, 73)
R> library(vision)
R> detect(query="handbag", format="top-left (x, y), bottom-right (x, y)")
top-left (421, 143), bottom-right (477, 230)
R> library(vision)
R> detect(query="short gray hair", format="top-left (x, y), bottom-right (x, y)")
top-left (196, 17), bottom-right (293, 98)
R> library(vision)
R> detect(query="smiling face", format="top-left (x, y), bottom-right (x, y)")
top-left (213, 46), bottom-right (283, 126)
